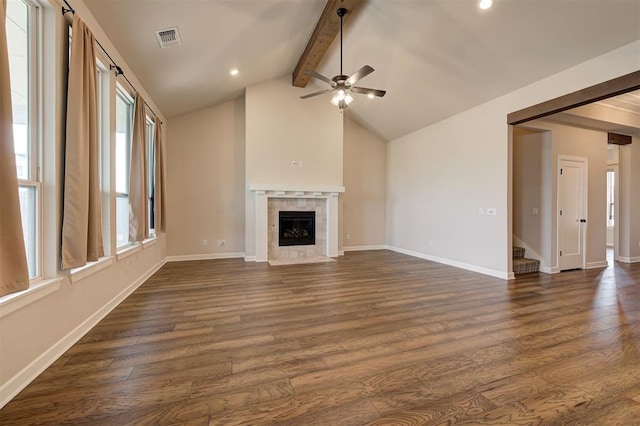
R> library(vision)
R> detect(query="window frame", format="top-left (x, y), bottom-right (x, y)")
top-left (145, 115), bottom-right (155, 238)
top-left (114, 84), bottom-right (134, 249)
top-left (10, 0), bottom-right (42, 280)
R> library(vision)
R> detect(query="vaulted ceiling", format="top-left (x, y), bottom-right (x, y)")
top-left (83, 0), bottom-right (640, 141)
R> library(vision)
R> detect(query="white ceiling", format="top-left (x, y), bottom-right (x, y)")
top-left (83, 0), bottom-right (640, 141)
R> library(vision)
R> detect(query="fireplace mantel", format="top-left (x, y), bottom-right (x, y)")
top-left (249, 184), bottom-right (345, 196)
top-left (249, 184), bottom-right (344, 262)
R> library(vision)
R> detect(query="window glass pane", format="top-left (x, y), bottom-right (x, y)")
top-left (146, 120), bottom-right (155, 231)
top-left (116, 196), bottom-right (129, 247)
top-left (115, 90), bottom-right (132, 248)
top-left (607, 170), bottom-right (615, 228)
top-left (115, 92), bottom-right (131, 195)
top-left (7, 0), bottom-right (29, 180)
top-left (18, 185), bottom-right (36, 278)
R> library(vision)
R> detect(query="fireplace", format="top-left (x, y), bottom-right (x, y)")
top-left (279, 211), bottom-right (315, 246)
top-left (249, 185), bottom-right (343, 262)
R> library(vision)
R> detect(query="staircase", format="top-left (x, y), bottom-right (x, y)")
top-left (513, 246), bottom-right (540, 275)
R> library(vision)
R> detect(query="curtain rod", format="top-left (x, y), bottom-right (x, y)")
top-left (61, 0), bottom-right (163, 124)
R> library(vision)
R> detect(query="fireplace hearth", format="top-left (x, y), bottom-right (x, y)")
top-left (279, 211), bottom-right (315, 246)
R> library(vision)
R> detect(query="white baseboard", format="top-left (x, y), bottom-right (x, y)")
top-left (540, 265), bottom-right (560, 274)
top-left (166, 252), bottom-right (245, 262)
top-left (343, 245), bottom-right (387, 252)
top-left (338, 250), bottom-right (345, 256)
top-left (587, 261), bottom-right (609, 269)
top-left (387, 246), bottom-right (512, 280)
top-left (618, 256), bottom-right (640, 263)
top-left (243, 255), bottom-right (256, 262)
top-left (0, 258), bottom-right (166, 409)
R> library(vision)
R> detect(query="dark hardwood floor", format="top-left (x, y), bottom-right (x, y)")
top-left (1, 250), bottom-right (640, 425)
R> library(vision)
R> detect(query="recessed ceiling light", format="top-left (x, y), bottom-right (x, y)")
top-left (479, 0), bottom-right (493, 9)
top-left (230, 68), bottom-right (239, 76)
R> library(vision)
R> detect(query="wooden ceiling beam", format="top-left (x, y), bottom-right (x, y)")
top-left (292, 0), bottom-right (362, 88)
top-left (608, 132), bottom-right (632, 145)
top-left (507, 71), bottom-right (640, 125)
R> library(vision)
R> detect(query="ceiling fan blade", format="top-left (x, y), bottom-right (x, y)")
top-left (300, 89), bottom-right (333, 99)
top-left (351, 86), bottom-right (386, 97)
top-left (305, 70), bottom-right (333, 85)
top-left (346, 65), bottom-right (374, 86)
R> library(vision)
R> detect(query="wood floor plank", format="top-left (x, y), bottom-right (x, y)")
top-left (1, 250), bottom-right (638, 424)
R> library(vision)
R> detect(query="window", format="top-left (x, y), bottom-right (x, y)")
top-left (96, 60), bottom-right (110, 254)
top-left (146, 117), bottom-right (155, 236)
top-left (606, 169), bottom-right (615, 228)
top-left (115, 87), bottom-right (133, 248)
top-left (7, 0), bottom-right (39, 278)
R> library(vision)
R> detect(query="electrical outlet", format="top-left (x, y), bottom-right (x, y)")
top-left (202, 239), bottom-right (208, 246)
top-left (291, 160), bottom-right (297, 167)
top-left (299, 160), bottom-right (304, 167)
top-left (217, 240), bottom-right (225, 246)
top-left (531, 207), bottom-right (538, 215)
top-left (487, 208), bottom-right (497, 216)
top-left (478, 208), bottom-right (484, 215)
top-left (346, 234), bottom-right (351, 240)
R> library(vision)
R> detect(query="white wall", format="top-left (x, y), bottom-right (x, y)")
top-left (387, 41), bottom-right (640, 279)
top-left (0, 0), bottom-right (167, 406)
top-left (166, 99), bottom-right (245, 259)
top-left (343, 117), bottom-right (387, 249)
top-left (244, 76), bottom-right (343, 258)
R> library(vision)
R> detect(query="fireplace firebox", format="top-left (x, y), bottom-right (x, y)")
top-left (279, 211), bottom-right (315, 246)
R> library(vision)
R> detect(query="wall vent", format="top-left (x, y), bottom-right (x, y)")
top-left (155, 27), bottom-right (181, 48)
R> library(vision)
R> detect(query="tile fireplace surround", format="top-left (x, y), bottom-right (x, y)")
top-left (249, 185), bottom-right (345, 262)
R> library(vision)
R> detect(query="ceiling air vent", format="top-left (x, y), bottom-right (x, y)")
top-left (155, 27), bottom-right (181, 49)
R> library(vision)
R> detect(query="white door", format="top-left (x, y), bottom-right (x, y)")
top-left (558, 157), bottom-right (587, 271)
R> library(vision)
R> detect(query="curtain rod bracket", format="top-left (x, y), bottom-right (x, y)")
top-left (110, 64), bottom-right (124, 77)
top-left (62, 0), bottom-right (75, 14)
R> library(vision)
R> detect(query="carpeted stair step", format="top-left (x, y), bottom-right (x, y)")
top-left (513, 246), bottom-right (525, 259)
top-left (513, 257), bottom-right (540, 275)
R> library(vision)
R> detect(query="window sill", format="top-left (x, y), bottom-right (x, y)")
top-left (0, 277), bottom-right (63, 318)
top-left (70, 256), bottom-right (115, 284)
top-left (142, 237), bottom-right (157, 248)
top-left (116, 243), bottom-right (141, 261)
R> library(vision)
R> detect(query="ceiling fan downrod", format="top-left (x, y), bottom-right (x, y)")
top-left (337, 7), bottom-right (345, 76)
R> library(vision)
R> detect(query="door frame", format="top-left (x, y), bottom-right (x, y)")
top-left (556, 155), bottom-right (588, 271)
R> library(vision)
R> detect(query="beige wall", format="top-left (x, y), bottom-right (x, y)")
top-left (343, 117), bottom-right (387, 248)
top-left (166, 99), bottom-right (245, 257)
top-left (513, 127), bottom-right (549, 263)
top-left (1, 0), bottom-right (167, 406)
top-left (244, 77), bottom-right (344, 258)
top-left (619, 138), bottom-right (640, 261)
top-left (245, 77), bottom-right (343, 188)
top-left (387, 41), bottom-right (639, 279)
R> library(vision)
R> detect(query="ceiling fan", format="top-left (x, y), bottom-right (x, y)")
top-left (300, 7), bottom-right (386, 110)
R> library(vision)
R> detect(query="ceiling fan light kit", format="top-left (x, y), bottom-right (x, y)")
top-left (301, 7), bottom-right (386, 110)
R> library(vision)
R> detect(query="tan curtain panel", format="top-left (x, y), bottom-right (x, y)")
top-left (61, 14), bottom-right (103, 269)
top-left (0, 0), bottom-right (29, 296)
top-left (129, 93), bottom-right (148, 242)
top-left (153, 119), bottom-right (166, 233)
